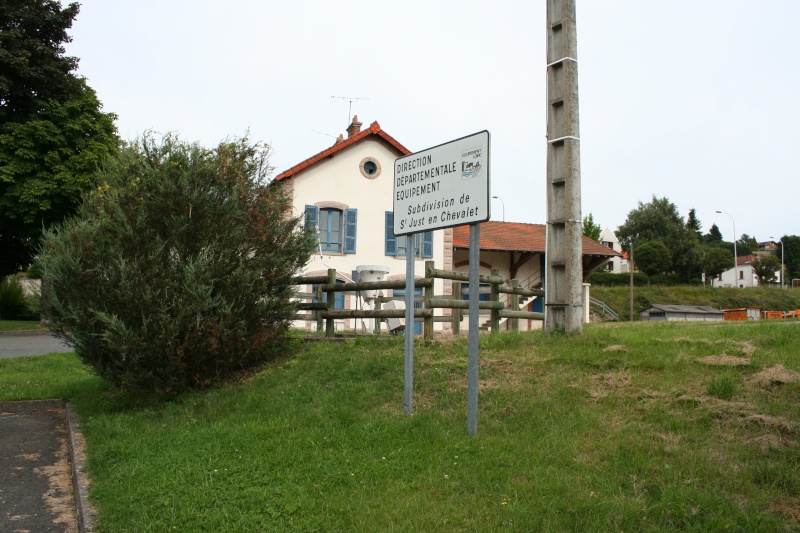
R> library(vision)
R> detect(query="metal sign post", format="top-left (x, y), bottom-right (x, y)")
top-left (393, 131), bottom-right (490, 431)
top-left (467, 223), bottom-right (480, 435)
top-left (404, 239), bottom-right (415, 415)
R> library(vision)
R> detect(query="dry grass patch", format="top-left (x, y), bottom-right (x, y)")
top-left (602, 344), bottom-right (626, 353)
top-left (699, 355), bottom-right (751, 366)
top-left (749, 365), bottom-right (800, 386)
top-left (587, 370), bottom-right (631, 402)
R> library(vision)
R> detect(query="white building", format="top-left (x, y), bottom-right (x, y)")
top-left (712, 255), bottom-right (780, 288)
top-left (276, 117), bottom-right (619, 332)
top-left (598, 228), bottom-right (627, 273)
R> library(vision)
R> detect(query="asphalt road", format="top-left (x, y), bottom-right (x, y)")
top-left (0, 333), bottom-right (72, 359)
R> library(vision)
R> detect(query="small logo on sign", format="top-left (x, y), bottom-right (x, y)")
top-left (461, 145), bottom-right (483, 180)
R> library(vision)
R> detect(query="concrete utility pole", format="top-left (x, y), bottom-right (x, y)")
top-left (545, 0), bottom-right (583, 333)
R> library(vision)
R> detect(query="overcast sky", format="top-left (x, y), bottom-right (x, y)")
top-left (66, 0), bottom-right (799, 243)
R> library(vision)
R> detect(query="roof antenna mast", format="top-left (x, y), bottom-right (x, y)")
top-left (330, 95), bottom-right (370, 124)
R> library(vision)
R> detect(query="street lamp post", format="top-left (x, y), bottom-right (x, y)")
top-left (770, 236), bottom-right (785, 288)
top-left (492, 195), bottom-right (505, 222)
top-left (716, 210), bottom-right (738, 287)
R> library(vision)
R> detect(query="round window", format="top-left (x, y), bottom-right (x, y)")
top-left (359, 157), bottom-right (381, 179)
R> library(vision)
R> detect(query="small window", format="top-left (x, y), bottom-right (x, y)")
top-left (306, 205), bottom-right (357, 254)
top-left (319, 208), bottom-right (342, 253)
top-left (385, 212), bottom-right (432, 258)
top-left (359, 157), bottom-right (382, 179)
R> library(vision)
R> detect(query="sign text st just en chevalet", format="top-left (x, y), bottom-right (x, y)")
top-left (393, 131), bottom-right (490, 236)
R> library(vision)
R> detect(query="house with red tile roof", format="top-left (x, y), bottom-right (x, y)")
top-left (711, 254), bottom-right (780, 288)
top-left (276, 118), bottom-right (619, 332)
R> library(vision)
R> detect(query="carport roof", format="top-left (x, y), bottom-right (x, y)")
top-left (452, 221), bottom-right (619, 256)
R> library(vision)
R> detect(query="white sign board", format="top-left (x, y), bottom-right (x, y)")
top-left (393, 131), bottom-right (490, 236)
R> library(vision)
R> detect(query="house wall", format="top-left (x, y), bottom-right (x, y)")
top-left (599, 228), bottom-right (626, 274)
top-left (287, 138), bottom-right (447, 331)
top-left (711, 264), bottom-right (780, 288)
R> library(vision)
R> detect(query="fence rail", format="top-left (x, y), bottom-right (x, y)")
top-left (293, 261), bottom-right (545, 338)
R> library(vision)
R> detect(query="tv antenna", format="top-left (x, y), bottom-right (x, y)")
top-left (331, 95), bottom-right (370, 124)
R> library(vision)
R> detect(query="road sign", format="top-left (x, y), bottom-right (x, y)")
top-left (393, 131), bottom-right (490, 236)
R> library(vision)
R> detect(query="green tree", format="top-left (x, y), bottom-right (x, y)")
top-left (735, 234), bottom-right (756, 257)
top-left (38, 134), bottom-right (317, 393)
top-left (703, 246), bottom-right (733, 280)
top-left (0, 1), bottom-right (118, 276)
top-left (686, 208), bottom-right (702, 239)
top-left (582, 212), bottom-right (601, 242)
top-left (751, 254), bottom-right (781, 286)
top-left (779, 235), bottom-right (800, 281)
top-left (634, 240), bottom-right (673, 276)
top-left (704, 223), bottom-right (723, 244)
top-left (617, 196), bottom-right (701, 281)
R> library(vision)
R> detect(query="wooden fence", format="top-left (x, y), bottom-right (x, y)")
top-left (293, 261), bottom-right (544, 339)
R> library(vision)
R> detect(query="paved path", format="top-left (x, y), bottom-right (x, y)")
top-left (0, 333), bottom-right (72, 359)
top-left (0, 400), bottom-right (79, 532)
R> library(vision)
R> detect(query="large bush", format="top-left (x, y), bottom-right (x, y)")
top-left (38, 135), bottom-right (316, 392)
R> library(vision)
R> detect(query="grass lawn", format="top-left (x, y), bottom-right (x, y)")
top-left (1, 322), bottom-right (799, 531)
top-left (0, 320), bottom-right (43, 331)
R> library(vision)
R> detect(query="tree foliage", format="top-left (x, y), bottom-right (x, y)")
top-left (780, 235), bottom-right (800, 281)
top-left (751, 254), bottom-right (781, 286)
top-left (634, 240), bottom-right (673, 277)
top-left (704, 223), bottom-right (723, 244)
top-left (686, 208), bottom-right (702, 239)
top-left (617, 196), bottom-right (701, 281)
top-left (703, 246), bottom-right (733, 280)
top-left (0, 0), bottom-right (118, 276)
top-left (38, 135), bottom-right (316, 393)
top-left (582, 212), bottom-right (601, 242)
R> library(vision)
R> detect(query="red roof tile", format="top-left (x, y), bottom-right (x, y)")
top-left (275, 121), bottom-right (410, 181)
top-left (452, 221), bottom-right (620, 256)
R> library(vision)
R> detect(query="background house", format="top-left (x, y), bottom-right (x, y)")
top-left (712, 255), bottom-right (780, 288)
top-left (599, 228), bottom-right (627, 273)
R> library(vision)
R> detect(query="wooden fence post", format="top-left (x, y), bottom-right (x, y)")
top-left (490, 269), bottom-right (501, 334)
top-left (453, 282), bottom-right (462, 336)
top-left (315, 284), bottom-right (324, 332)
top-left (424, 261), bottom-right (434, 340)
top-left (325, 268), bottom-right (336, 337)
top-left (510, 279), bottom-right (520, 332)
top-left (374, 297), bottom-right (382, 335)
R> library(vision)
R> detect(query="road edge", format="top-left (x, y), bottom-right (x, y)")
top-left (65, 402), bottom-right (97, 533)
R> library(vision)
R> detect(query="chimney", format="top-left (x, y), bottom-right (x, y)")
top-left (346, 115), bottom-right (362, 138)
top-left (334, 133), bottom-right (344, 144)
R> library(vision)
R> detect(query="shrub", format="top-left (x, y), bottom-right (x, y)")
top-left (37, 134), bottom-right (316, 393)
top-left (0, 275), bottom-right (39, 320)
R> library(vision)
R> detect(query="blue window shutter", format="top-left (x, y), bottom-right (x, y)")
top-left (344, 209), bottom-right (357, 254)
top-left (385, 212), bottom-right (396, 256)
top-left (304, 205), bottom-right (318, 229)
top-left (422, 231), bottom-right (433, 258)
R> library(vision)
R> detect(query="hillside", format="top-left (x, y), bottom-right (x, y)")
top-left (591, 285), bottom-right (800, 321)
